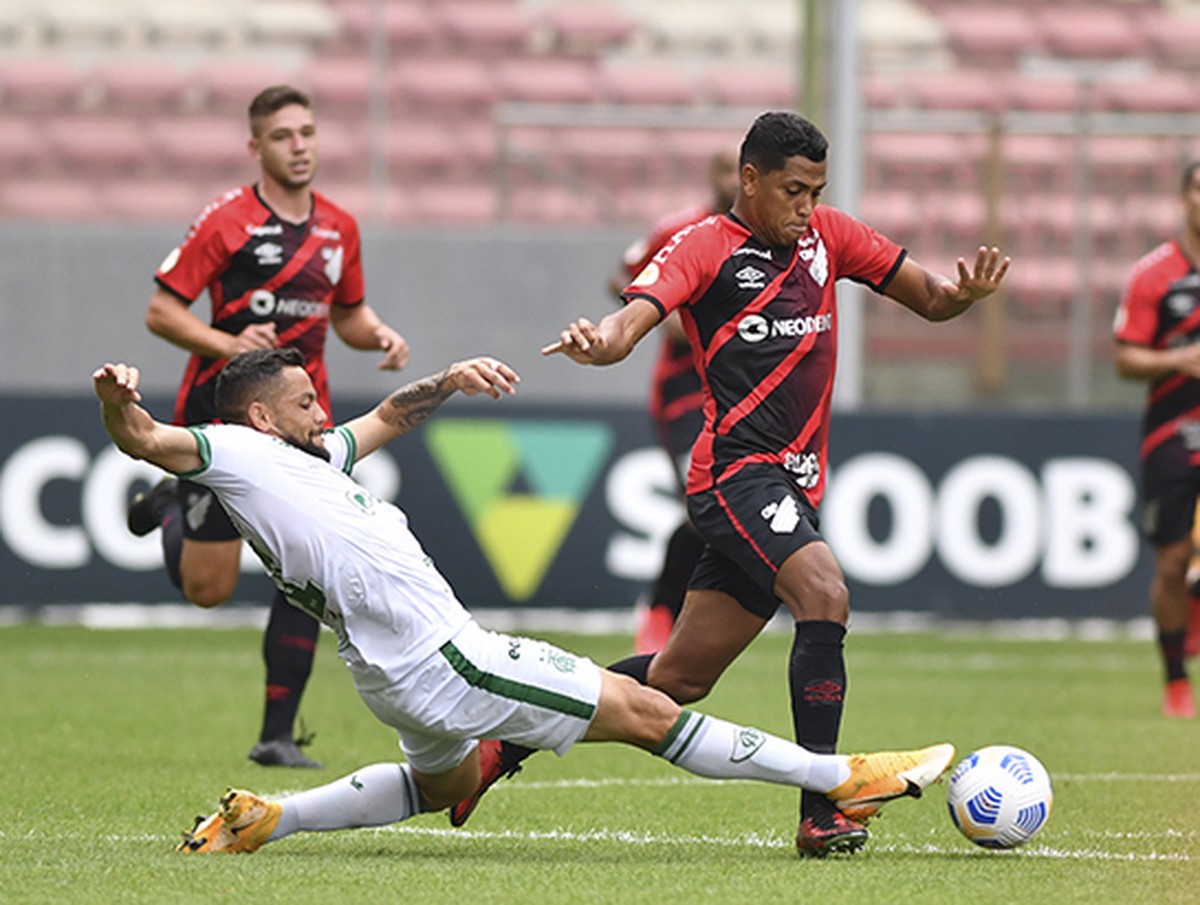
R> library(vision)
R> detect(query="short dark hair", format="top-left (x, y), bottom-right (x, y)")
top-left (248, 84), bottom-right (313, 136)
top-left (740, 111), bottom-right (828, 174)
top-left (215, 348), bottom-right (306, 424)
top-left (1183, 161), bottom-right (1200, 194)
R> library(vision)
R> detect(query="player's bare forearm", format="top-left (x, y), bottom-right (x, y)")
top-left (543, 300), bottom-right (660, 365)
top-left (331, 303), bottom-right (410, 369)
top-left (889, 247), bottom-right (1010, 322)
top-left (93, 363), bottom-right (202, 473)
top-left (346, 357), bottom-right (518, 458)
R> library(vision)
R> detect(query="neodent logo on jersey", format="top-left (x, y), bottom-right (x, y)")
top-left (424, 419), bottom-right (614, 601)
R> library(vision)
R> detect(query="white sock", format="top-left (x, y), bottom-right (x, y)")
top-left (654, 710), bottom-right (850, 792)
top-left (269, 762), bottom-right (424, 841)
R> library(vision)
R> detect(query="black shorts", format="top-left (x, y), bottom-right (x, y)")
top-left (686, 464), bottom-right (824, 619)
top-left (1140, 441), bottom-right (1200, 547)
top-left (177, 478), bottom-right (239, 543)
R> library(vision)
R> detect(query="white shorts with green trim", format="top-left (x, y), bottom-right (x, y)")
top-left (356, 619), bottom-right (603, 774)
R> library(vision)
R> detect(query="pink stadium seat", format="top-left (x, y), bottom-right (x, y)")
top-left (317, 180), bottom-right (406, 223)
top-left (938, 7), bottom-right (1044, 64)
top-left (407, 181), bottom-right (497, 224)
top-left (1095, 74), bottom-right (1197, 114)
top-left (1035, 8), bottom-right (1146, 59)
top-left (44, 116), bottom-right (152, 174)
top-left (559, 126), bottom-right (663, 181)
top-left (1004, 75), bottom-right (1082, 112)
top-left (538, 4), bottom-right (636, 56)
top-left (908, 71), bottom-right (1005, 113)
top-left (1, 178), bottom-right (103, 220)
top-left (1140, 9), bottom-right (1200, 69)
top-left (0, 57), bottom-right (85, 111)
top-left (699, 63), bottom-right (795, 109)
top-left (311, 127), bottom-right (369, 181)
top-left (859, 189), bottom-right (918, 239)
top-left (505, 182), bottom-right (602, 225)
top-left (303, 57), bottom-right (375, 114)
top-left (385, 120), bottom-right (494, 179)
top-left (149, 116), bottom-right (254, 177)
top-left (494, 57), bottom-right (601, 104)
top-left (0, 115), bottom-right (45, 173)
top-left (99, 179), bottom-right (210, 222)
top-left (598, 63), bottom-right (699, 106)
top-left (335, 0), bottom-right (440, 51)
top-left (93, 59), bottom-right (191, 113)
top-left (434, 2), bottom-right (532, 55)
top-left (194, 60), bottom-right (296, 114)
top-left (390, 58), bottom-right (498, 115)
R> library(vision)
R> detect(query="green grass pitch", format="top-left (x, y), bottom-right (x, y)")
top-left (0, 622), bottom-right (1195, 903)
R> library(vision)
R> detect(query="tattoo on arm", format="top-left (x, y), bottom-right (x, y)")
top-left (379, 369), bottom-right (454, 433)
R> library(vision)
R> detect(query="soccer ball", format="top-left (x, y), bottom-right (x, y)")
top-left (946, 745), bottom-right (1053, 849)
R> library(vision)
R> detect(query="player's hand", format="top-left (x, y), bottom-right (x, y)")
top-left (375, 325), bottom-right (410, 371)
top-left (945, 246), bottom-right (1011, 304)
top-left (542, 318), bottom-right (606, 363)
top-left (449, 357), bottom-right (519, 399)
top-left (230, 322), bottom-right (278, 355)
top-left (92, 362), bottom-right (142, 405)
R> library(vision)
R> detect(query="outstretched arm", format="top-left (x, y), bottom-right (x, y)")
top-left (884, 246), bottom-right (1011, 322)
top-left (541, 298), bottom-right (661, 365)
top-left (93, 363), bottom-right (203, 474)
top-left (343, 357), bottom-right (520, 460)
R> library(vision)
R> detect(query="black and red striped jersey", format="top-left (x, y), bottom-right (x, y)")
top-left (623, 206), bottom-right (905, 506)
top-left (155, 184), bottom-right (366, 427)
top-left (1114, 239), bottom-right (1200, 461)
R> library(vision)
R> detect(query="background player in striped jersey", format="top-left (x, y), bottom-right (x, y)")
top-left (93, 351), bottom-right (953, 855)
top-left (1113, 160), bottom-right (1200, 719)
top-left (540, 111), bottom-right (1008, 856)
top-left (126, 85), bottom-right (410, 767)
top-left (607, 150), bottom-right (740, 654)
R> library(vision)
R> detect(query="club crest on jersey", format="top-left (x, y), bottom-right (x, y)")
top-left (345, 488), bottom-right (379, 515)
top-left (255, 242), bottom-right (284, 266)
top-left (761, 495), bottom-right (800, 534)
top-left (798, 230), bottom-right (829, 286)
top-left (631, 261), bottom-right (659, 288)
top-left (322, 245), bottom-right (344, 285)
top-left (785, 450), bottom-right (821, 490)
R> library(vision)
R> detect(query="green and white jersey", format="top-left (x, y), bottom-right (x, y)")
top-left (182, 423), bottom-right (471, 689)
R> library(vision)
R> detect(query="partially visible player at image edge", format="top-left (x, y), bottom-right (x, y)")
top-left (1113, 159), bottom-right (1200, 719)
top-left (92, 351), bottom-right (955, 854)
top-left (126, 84), bottom-right (410, 768)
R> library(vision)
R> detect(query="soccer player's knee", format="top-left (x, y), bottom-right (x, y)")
top-left (182, 575), bottom-right (236, 608)
top-left (647, 664), bottom-right (713, 705)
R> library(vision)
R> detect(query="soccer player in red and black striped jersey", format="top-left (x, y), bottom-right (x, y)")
top-left (128, 85), bottom-right (409, 767)
top-left (544, 112), bottom-right (1009, 855)
top-left (608, 150), bottom-right (740, 655)
top-left (1113, 160), bottom-right (1200, 720)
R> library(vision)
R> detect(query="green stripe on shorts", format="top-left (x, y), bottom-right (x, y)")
top-left (439, 640), bottom-right (596, 720)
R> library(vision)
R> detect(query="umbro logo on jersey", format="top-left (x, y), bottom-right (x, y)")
top-left (735, 265), bottom-right (767, 289)
top-left (761, 495), bottom-right (800, 534)
top-left (1166, 292), bottom-right (1196, 318)
top-left (255, 242), bottom-right (284, 266)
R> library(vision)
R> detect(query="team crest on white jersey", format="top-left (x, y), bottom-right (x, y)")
top-left (323, 245), bottom-right (344, 285)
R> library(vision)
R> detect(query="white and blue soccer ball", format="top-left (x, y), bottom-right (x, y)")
top-left (946, 745), bottom-right (1053, 849)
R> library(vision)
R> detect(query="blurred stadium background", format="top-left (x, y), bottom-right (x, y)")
top-left (0, 0), bottom-right (1188, 616)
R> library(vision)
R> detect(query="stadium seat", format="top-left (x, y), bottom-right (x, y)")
top-left (1034, 7), bottom-right (1146, 59)
top-left (149, 115), bottom-right (254, 178)
top-left (194, 59), bottom-right (297, 114)
top-left (1094, 73), bottom-right (1197, 114)
top-left (311, 126), bottom-right (369, 182)
top-left (493, 57), bottom-right (601, 105)
top-left (243, 1), bottom-right (338, 46)
top-left (1140, 8), bottom-right (1200, 70)
top-left (598, 62), bottom-right (699, 106)
top-left (389, 57), bottom-right (498, 116)
top-left (98, 178), bottom-right (210, 222)
top-left (937, 7), bottom-right (1044, 66)
top-left (0, 56), bottom-right (86, 111)
top-left (0, 114), bottom-right (44, 174)
top-left (908, 71), bottom-right (1006, 113)
top-left (0, 178), bottom-right (103, 220)
top-left (1004, 74), bottom-right (1082, 113)
top-left (92, 58), bottom-right (192, 113)
top-left (407, 181), bottom-right (497, 224)
top-left (332, 0), bottom-right (440, 51)
top-left (385, 120), bottom-right (494, 179)
top-left (44, 115), bottom-right (152, 174)
top-left (303, 56), bottom-right (376, 115)
top-left (434, 2), bottom-right (532, 55)
top-left (699, 62), bottom-right (796, 109)
top-left (538, 3), bottom-right (636, 56)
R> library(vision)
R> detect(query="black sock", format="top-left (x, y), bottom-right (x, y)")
top-left (650, 522), bottom-right (705, 619)
top-left (259, 590), bottom-right (320, 743)
top-left (159, 497), bottom-right (183, 591)
top-left (790, 620), bottom-right (847, 819)
top-left (1160, 628), bottom-right (1188, 682)
top-left (607, 653), bottom-right (653, 684)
